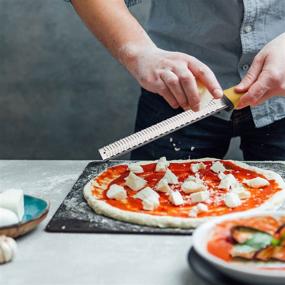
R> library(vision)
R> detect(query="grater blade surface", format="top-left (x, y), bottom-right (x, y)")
top-left (99, 98), bottom-right (228, 161)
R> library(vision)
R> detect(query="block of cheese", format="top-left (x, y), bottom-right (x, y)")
top-left (190, 162), bottom-right (206, 173)
top-left (125, 172), bottom-right (147, 191)
top-left (106, 184), bottom-right (127, 201)
top-left (162, 169), bottom-right (179, 184)
top-left (134, 187), bottom-right (160, 211)
top-left (0, 208), bottom-right (19, 227)
top-left (0, 189), bottom-right (24, 221)
top-left (156, 178), bottom-right (171, 193)
top-left (155, 157), bottom-right (170, 172)
top-left (224, 192), bottom-right (241, 208)
top-left (243, 177), bottom-right (270, 188)
top-left (128, 163), bottom-right (144, 174)
top-left (181, 181), bottom-right (207, 194)
top-left (190, 191), bottom-right (210, 204)
top-left (199, 85), bottom-right (214, 109)
top-left (169, 190), bottom-right (184, 206)
top-left (211, 161), bottom-right (226, 173)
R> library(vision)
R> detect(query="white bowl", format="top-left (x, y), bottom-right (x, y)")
top-left (193, 211), bottom-right (285, 284)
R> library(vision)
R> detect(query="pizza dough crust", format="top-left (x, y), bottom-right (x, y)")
top-left (83, 159), bottom-right (285, 229)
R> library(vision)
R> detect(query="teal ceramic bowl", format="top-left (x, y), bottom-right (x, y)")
top-left (0, 195), bottom-right (49, 238)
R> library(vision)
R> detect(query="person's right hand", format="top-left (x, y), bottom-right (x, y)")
top-left (123, 46), bottom-right (223, 111)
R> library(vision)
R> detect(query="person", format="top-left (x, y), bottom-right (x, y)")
top-left (72, 0), bottom-right (285, 160)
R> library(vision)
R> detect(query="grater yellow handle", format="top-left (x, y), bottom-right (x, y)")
top-left (223, 86), bottom-right (246, 109)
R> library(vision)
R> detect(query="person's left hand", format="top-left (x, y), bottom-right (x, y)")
top-left (235, 33), bottom-right (285, 109)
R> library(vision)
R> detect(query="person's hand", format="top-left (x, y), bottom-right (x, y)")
top-left (122, 46), bottom-right (223, 111)
top-left (235, 33), bottom-right (285, 109)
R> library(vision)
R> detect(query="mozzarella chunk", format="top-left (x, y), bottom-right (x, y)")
top-left (106, 184), bottom-right (127, 201)
top-left (162, 169), bottom-right (179, 184)
top-left (188, 207), bottom-right (198, 217)
top-left (188, 203), bottom-right (208, 217)
top-left (141, 198), bottom-right (160, 211)
top-left (0, 208), bottom-right (19, 227)
top-left (168, 190), bottom-right (184, 206)
top-left (128, 163), bottom-right (144, 174)
top-left (238, 190), bottom-right (251, 199)
top-left (230, 185), bottom-right (251, 200)
top-left (191, 162), bottom-right (206, 173)
top-left (243, 177), bottom-right (270, 188)
top-left (0, 189), bottom-right (24, 221)
top-left (196, 203), bottom-right (209, 212)
top-left (211, 161), bottom-right (226, 173)
top-left (125, 172), bottom-right (147, 191)
top-left (224, 192), bottom-right (241, 208)
top-left (134, 187), bottom-right (159, 200)
top-left (155, 157), bottom-right (170, 172)
top-left (218, 173), bottom-right (239, 191)
top-left (190, 191), bottom-right (210, 204)
top-left (134, 187), bottom-right (160, 211)
top-left (185, 174), bottom-right (205, 185)
top-left (181, 181), bottom-right (207, 194)
top-left (156, 178), bottom-right (171, 193)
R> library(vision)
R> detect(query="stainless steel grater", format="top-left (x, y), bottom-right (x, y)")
top-left (99, 87), bottom-right (243, 161)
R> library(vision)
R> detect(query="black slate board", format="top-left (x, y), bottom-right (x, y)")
top-left (45, 161), bottom-right (285, 235)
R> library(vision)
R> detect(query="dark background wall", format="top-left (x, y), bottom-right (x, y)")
top-left (0, 0), bottom-right (242, 160)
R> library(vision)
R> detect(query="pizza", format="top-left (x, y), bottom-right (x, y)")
top-left (83, 158), bottom-right (285, 228)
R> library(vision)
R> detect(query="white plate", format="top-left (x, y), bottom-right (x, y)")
top-left (193, 211), bottom-right (285, 284)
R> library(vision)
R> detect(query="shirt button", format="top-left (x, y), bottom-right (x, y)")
top-left (244, 25), bottom-right (252, 33)
top-left (242, 64), bottom-right (250, 71)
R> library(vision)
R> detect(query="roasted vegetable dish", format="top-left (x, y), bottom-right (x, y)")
top-left (207, 216), bottom-right (285, 262)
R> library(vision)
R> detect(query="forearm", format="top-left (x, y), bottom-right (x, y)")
top-left (72, 0), bottom-right (223, 111)
top-left (72, 0), bottom-right (155, 66)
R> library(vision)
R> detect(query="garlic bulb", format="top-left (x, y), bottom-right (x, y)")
top-left (0, 235), bottom-right (17, 264)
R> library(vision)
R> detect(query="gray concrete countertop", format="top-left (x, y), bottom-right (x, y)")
top-left (0, 161), bottom-right (204, 285)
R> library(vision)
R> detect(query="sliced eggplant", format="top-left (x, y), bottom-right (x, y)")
top-left (276, 224), bottom-right (285, 236)
top-left (272, 246), bottom-right (285, 261)
top-left (230, 244), bottom-right (257, 260)
top-left (234, 217), bottom-right (279, 236)
top-left (275, 224), bottom-right (285, 246)
top-left (255, 246), bottom-right (275, 261)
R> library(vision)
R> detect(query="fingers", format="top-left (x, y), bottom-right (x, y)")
top-left (188, 56), bottom-right (223, 99)
top-left (173, 66), bottom-right (200, 111)
top-left (159, 85), bottom-right (179, 109)
top-left (237, 71), bottom-right (271, 109)
top-left (235, 54), bottom-right (265, 92)
top-left (252, 90), bottom-right (276, 106)
top-left (160, 69), bottom-right (190, 110)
